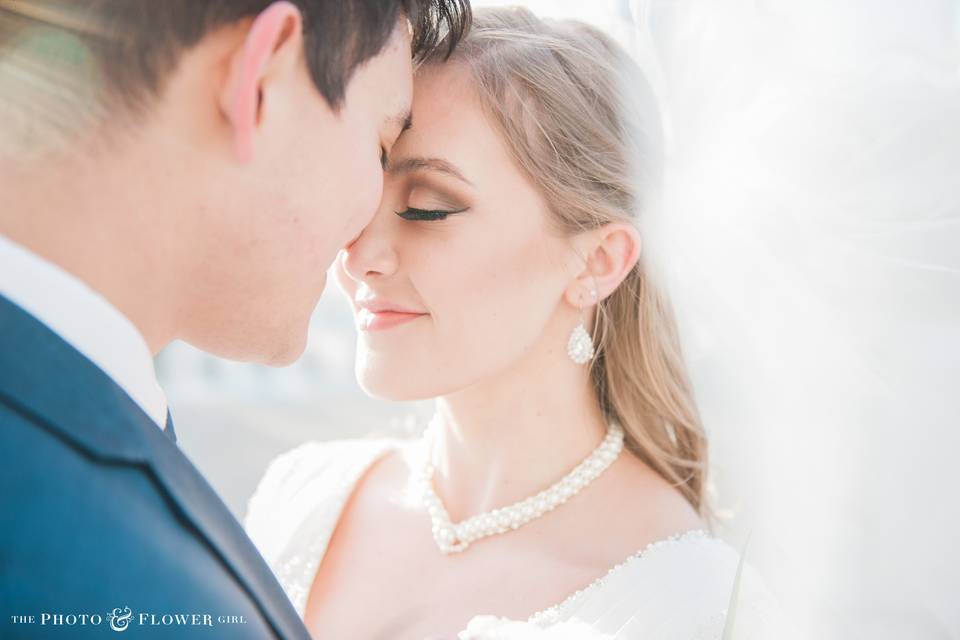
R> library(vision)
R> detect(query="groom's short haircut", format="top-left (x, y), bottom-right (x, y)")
top-left (0, 0), bottom-right (469, 125)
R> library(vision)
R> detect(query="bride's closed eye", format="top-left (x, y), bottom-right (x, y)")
top-left (387, 156), bottom-right (474, 223)
top-left (395, 206), bottom-right (468, 222)
top-left (394, 183), bottom-right (470, 222)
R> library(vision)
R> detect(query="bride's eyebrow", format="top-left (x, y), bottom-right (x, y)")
top-left (388, 157), bottom-right (474, 186)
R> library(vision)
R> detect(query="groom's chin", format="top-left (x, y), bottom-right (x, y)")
top-left (257, 328), bottom-right (311, 367)
top-left (260, 342), bottom-right (307, 367)
top-left (184, 318), bottom-right (311, 368)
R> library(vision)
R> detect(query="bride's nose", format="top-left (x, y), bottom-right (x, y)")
top-left (341, 200), bottom-right (400, 282)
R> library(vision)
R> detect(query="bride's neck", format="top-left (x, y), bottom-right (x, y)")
top-left (428, 349), bottom-right (610, 520)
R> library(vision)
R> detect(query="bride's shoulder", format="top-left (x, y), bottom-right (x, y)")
top-left (592, 531), bottom-right (794, 638)
top-left (243, 437), bottom-right (400, 539)
top-left (256, 438), bottom-right (398, 491)
top-left (532, 530), bottom-right (795, 638)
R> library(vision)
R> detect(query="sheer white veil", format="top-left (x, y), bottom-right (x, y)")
top-left (624, 0), bottom-right (960, 637)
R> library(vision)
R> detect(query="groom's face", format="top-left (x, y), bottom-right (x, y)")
top-left (183, 21), bottom-right (414, 365)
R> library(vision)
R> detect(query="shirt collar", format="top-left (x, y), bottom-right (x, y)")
top-left (0, 233), bottom-right (167, 429)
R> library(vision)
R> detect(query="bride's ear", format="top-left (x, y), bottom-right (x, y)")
top-left (564, 223), bottom-right (642, 308)
top-left (219, 1), bottom-right (304, 164)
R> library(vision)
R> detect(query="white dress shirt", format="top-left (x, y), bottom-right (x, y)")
top-left (0, 233), bottom-right (167, 429)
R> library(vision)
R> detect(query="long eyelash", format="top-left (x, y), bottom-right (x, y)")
top-left (395, 207), bottom-right (467, 221)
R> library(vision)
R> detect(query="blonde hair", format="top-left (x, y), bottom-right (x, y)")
top-left (427, 7), bottom-right (712, 520)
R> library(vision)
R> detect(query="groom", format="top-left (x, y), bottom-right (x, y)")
top-left (0, 1), bottom-right (468, 638)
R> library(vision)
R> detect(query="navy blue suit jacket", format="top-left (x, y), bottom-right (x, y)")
top-left (0, 294), bottom-right (311, 639)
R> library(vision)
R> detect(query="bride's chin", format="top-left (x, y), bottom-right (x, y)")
top-left (354, 365), bottom-right (442, 402)
top-left (356, 376), bottom-right (432, 403)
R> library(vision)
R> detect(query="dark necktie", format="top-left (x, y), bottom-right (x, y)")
top-left (163, 409), bottom-right (177, 444)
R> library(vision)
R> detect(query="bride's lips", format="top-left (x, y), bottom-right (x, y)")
top-left (355, 301), bottom-right (427, 332)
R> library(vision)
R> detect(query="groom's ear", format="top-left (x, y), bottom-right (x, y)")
top-left (564, 223), bottom-right (643, 308)
top-left (219, 1), bottom-right (304, 164)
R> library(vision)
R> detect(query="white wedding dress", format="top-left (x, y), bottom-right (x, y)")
top-left (244, 438), bottom-right (799, 640)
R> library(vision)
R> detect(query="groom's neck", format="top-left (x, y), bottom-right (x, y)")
top-left (0, 153), bottom-right (180, 355)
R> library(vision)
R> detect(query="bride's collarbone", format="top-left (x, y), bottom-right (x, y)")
top-left (308, 535), bottom-right (593, 640)
top-left (304, 446), bottom-right (705, 637)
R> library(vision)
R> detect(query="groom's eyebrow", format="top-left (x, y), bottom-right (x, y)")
top-left (389, 109), bottom-right (414, 136)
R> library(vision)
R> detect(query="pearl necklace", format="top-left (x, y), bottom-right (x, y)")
top-left (418, 421), bottom-right (625, 554)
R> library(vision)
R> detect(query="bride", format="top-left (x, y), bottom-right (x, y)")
top-left (245, 7), bottom-right (790, 639)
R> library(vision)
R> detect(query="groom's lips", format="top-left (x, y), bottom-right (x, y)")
top-left (355, 301), bottom-right (427, 332)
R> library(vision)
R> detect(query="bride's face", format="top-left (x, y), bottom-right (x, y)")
top-left (335, 62), bottom-right (579, 401)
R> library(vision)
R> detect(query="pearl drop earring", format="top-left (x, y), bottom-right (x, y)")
top-left (567, 289), bottom-right (597, 364)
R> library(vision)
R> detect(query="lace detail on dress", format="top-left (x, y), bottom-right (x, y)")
top-left (527, 529), bottom-right (713, 627)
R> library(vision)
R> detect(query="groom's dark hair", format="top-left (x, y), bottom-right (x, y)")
top-left (0, 0), bottom-right (470, 117)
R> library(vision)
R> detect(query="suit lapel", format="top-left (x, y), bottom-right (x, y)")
top-left (137, 420), bottom-right (310, 640)
top-left (0, 294), bottom-right (309, 640)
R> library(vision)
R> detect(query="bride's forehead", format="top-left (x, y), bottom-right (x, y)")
top-left (403, 89), bottom-right (495, 150)
top-left (412, 61), bottom-right (477, 106)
